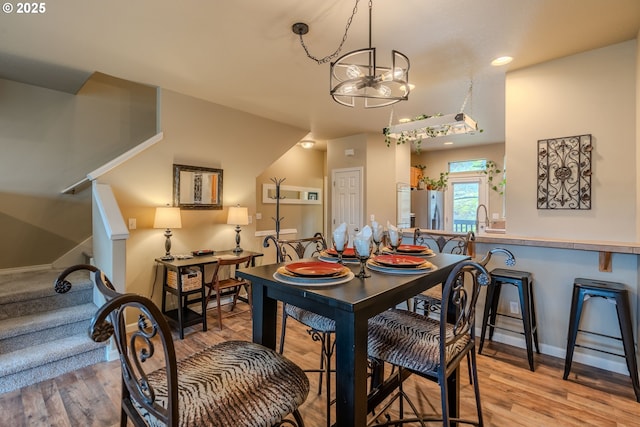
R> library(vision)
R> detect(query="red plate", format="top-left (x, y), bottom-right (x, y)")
top-left (285, 261), bottom-right (345, 277)
top-left (396, 244), bottom-right (431, 253)
top-left (326, 247), bottom-right (356, 257)
top-left (373, 254), bottom-right (426, 268)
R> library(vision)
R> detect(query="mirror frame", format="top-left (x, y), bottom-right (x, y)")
top-left (173, 164), bottom-right (223, 209)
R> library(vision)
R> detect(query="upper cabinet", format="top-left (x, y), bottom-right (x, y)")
top-left (410, 167), bottom-right (422, 189)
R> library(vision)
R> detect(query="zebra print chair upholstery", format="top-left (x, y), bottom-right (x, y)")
top-left (411, 229), bottom-right (475, 313)
top-left (263, 233), bottom-right (335, 427)
top-left (367, 259), bottom-right (492, 427)
top-left (54, 265), bottom-right (309, 427)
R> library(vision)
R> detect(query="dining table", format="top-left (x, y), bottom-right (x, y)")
top-left (236, 252), bottom-right (469, 427)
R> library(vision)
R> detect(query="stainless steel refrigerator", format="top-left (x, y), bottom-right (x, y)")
top-left (410, 190), bottom-right (444, 230)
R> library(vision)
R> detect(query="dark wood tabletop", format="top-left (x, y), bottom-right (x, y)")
top-left (237, 252), bottom-right (469, 427)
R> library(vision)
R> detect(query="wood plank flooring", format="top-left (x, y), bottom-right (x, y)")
top-left (2, 302), bottom-right (639, 426)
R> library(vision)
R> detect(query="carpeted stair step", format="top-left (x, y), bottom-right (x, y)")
top-left (0, 269), bottom-right (92, 320)
top-left (0, 334), bottom-right (107, 394)
top-left (0, 268), bottom-right (107, 395)
top-left (0, 303), bottom-right (98, 353)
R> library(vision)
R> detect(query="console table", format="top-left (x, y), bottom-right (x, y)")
top-left (155, 250), bottom-right (262, 339)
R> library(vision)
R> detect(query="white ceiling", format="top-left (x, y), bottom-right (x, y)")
top-left (1, 0), bottom-right (639, 151)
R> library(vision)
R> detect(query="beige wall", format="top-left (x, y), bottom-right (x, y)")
top-left (0, 73), bottom-right (156, 269)
top-left (636, 29), bottom-right (640, 243)
top-left (477, 38), bottom-right (640, 372)
top-left (100, 89), bottom-right (307, 300)
top-left (367, 133), bottom-right (410, 226)
top-left (255, 145), bottom-right (325, 238)
top-left (506, 40), bottom-right (637, 241)
top-left (326, 133), bottom-right (409, 231)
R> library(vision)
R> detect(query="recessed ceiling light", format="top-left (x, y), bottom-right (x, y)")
top-left (299, 140), bottom-right (315, 149)
top-left (444, 141), bottom-right (454, 145)
top-left (491, 56), bottom-right (513, 66)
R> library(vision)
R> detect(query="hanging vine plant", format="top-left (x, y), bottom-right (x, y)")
top-left (383, 112), bottom-right (482, 153)
top-left (384, 113), bottom-right (448, 152)
top-left (482, 160), bottom-right (506, 195)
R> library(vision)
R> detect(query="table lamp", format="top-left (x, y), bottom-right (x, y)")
top-left (227, 205), bottom-right (249, 253)
top-left (154, 206), bottom-right (182, 260)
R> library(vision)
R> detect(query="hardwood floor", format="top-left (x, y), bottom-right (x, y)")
top-left (2, 302), bottom-right (639, 426)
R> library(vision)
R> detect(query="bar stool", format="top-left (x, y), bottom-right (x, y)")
top-left (479, 268), bottom-right (540, 371)
top-left (563, 278), bottom-right (640, 402)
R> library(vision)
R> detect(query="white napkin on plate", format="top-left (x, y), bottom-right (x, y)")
top-left (333, 222), bottom-right (348, 251)
top-left (354, 225), bottom-right (372, 257)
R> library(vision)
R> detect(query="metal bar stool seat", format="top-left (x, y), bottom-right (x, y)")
top-left (479, 268), bottom-right (540, 371)
top-left (563, 278), bottom-right (640, 402)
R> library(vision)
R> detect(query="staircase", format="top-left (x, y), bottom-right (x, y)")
top-left (0, 268), bottom-right (107, 395)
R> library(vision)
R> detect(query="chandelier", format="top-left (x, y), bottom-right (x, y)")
top-left (292, 0), bottom-right (410, 108)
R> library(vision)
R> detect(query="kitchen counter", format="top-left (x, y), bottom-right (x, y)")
top-left (403, 228), bottom-right (640, 272)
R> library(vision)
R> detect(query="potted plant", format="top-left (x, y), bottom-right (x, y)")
top-left (422, 171), bottom-right (449, 191)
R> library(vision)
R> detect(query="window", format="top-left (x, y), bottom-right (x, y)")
top-left (449, 159), bottom-right (487, 173)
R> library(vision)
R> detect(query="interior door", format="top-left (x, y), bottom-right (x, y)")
top-left (331, 167), bottom-right (363, 239)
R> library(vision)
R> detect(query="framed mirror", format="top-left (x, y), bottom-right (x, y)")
top-left (173, 164), bottom-right (223, 209)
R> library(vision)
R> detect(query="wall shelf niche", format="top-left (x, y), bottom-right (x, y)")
top-left (262, 184), bottom-right (321, 205)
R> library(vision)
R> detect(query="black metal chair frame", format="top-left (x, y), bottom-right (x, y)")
top-left (54, 264), bottom-right (307, 427)
top-left (367, 259), bottom-right (492, 427)
top-left (478, 268), bottom-right (540, 371)
top-left (263, 232), bottom-right (335, 427)
top-left (411, 229), bottom-right (475, 313)
top-left (563, 278), bottom-right (640, 402)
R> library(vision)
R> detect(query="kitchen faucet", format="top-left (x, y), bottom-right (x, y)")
top-left (475, 204), bottom-right (489, 233)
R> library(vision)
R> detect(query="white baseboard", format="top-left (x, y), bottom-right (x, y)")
top-left (476, 328), bottom-right (630, 375)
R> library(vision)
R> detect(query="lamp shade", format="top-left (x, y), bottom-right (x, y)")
top-left (227, 206), bottom-right (249, 225)
top-left (153, 206), bottom-right (182, 229)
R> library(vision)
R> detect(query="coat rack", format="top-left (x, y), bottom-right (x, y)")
top-left (270, 177), bottom-right (286, 239)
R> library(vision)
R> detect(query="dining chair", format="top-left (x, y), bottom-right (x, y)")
top-left (263, 233), bottom-right (335, 427)
top-left (204, 254), bottom-right (253, 330)
top-left (411, 229), bottom-right (475, 314)
top-left (367, 259), bottom-right (492, 427)
top-left (54, 264), bottom-right (310, 427)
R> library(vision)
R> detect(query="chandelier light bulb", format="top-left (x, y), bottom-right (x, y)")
top-left (393, 67), bottom-right (405, 79)
top-left (346, 64), bottom-right (362, 79)
top-left (377, 84), bottom-right (391, 97)
top-left (340, 83), bottom-right (357, 94)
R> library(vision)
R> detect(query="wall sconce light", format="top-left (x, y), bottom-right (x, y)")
top-left (227, 205), bottom-right (249, 253)
top-left (153, 205), bottom-right (182, 260)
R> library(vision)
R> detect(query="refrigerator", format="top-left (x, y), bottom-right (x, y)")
top-left (411, 190), bottom-right (444, 230)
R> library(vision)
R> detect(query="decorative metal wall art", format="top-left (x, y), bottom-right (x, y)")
top-left (537, 134), bottom-right (592, 210)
